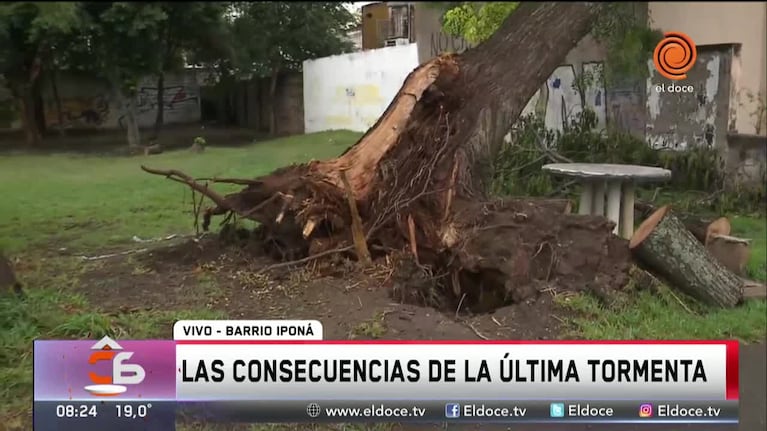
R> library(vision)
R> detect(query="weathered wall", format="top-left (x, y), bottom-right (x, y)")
top-left (0, 69), bottom-right (201, 131)
top-left (726, 133), bottom-right (767, 186)
top-left (235, 72), bottom-right (304, 135)
top-left (303, 44), bottom-right (419, 133)
top-left (645, 45), bottom-right (736, 151)
top-left (649, 2), bottom-right (767, 135)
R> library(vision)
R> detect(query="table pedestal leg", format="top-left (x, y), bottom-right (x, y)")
top-left (606, 181), bottom-right (622, 235)
top-left (592, 181), bottom-right (606, 215)
top-left (579, 181), bottom-right (595, 215)
top-left (620, 182), bottom-right (635, 239)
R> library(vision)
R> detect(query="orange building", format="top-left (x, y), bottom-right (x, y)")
top-left (361, 2), bottom-right (415, 50)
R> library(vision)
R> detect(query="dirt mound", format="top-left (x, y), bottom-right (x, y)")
top-left (392, 199), bottom-right (634, 313)
top-left (142, 197), bottom-right (635, 317)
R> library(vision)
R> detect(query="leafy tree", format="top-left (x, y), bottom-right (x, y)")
top-left (441, 2), bottom-right (662, 85)
top-left (0, 2), bottom-right (79, 144)
top-left (150, 2), bottom-right (229, 138)
top-left (442, 2), bottom-right (519, 45)
top-left (65, 2), bottom-right (167, 147)
top-left (229, 2), bottom-right (357, 135)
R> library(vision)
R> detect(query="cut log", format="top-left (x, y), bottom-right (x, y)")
top-left (635, 201), bottom-right (731, 245)
top-left (706, 234), bottom-right (750, 276)
top-left (629, 206), bottom-right (743, 307)
top-left (704, 217), bottom-right (731, 245)
top-left (742, 279), bottom-right (767, 300)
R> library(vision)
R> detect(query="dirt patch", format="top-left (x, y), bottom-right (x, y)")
top-left (75, 236), bottom-right (575, 341)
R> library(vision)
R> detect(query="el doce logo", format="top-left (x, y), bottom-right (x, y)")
top-left (85, 336), bottom-right (146, 396)
top-left (653, 32), bottom-right (697, 80)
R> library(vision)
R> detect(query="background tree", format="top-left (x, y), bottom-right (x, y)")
top-left (150, 2), bottom-right (228, 139)
top-left (65, 2), bottom-right (166, 147)
top-left (0, 2), bottom-right (79, 145)
top-left (229, 2), bottom-right (357, 135)
top-left (441, 2), bottom-right (662, 85)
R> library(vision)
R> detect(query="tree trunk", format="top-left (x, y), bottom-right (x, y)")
top-left (50, 66), bottom-right (66, 136)
top-left (268, 67), bottom-right (280, 136)
top-left (15, 84), bottom-right (42, 146)
top-left (124, 96), bottom-right (142, 148)
top-left (629, 206), bottom-right (743, 307)
top-left (113, 84), bottom-right (142, 148)
top-left (153, 73), bottom-right (165, 139)
top-left (143, 2), bottom-right (616, 311)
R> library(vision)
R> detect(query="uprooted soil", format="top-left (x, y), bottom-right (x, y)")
top-left (74, 199), bottom-right (636, 340)
top-left (68, 237), bottom-right (763, 431)
top-left (413, 199), bottom-right (635, 313)
top-left (76, 235), bottom-right (587, 341)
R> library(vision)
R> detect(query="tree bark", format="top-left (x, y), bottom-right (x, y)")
top-left (153, 73), bottom-right (165, 139)
top-left (629, 206), bottom-right (743, 307)
top-left (635, 201), bottom-right (731, 245)
top-left (113, 83), bottom-right (142, 148)
top-left (50, 66), bottom-right (66, 136)
top-left (268, 66), bottom-right (280, 136)
top-left (15, 84), bottom-right (42, 146)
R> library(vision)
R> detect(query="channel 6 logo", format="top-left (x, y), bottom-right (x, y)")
top-left (84, 336), bottom-right (146, 396)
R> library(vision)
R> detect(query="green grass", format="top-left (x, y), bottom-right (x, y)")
top-left (731, 215), bottom-right (767, 281)
top-left (0, 131), bottom-right (361, 428)
top-left (557, 290), bottom-right (767, 341)
top-left (0, 130), bottom-right (360, 253)
top-left (558, 209), bottom-right (767, 341)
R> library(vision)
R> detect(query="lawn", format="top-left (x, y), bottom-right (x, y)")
top-left (0, 130), bottom-right (765, 429)
top-left (0, 130), bottom-right (362, 429)
top-left (0, 130), bottom-right (359, 253)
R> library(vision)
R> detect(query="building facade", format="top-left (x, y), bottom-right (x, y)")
top-left (648, 1), bottom-right (767, 136)
top-left (360, 2), bottom-right (415, 50)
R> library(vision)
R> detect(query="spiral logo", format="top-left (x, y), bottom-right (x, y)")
top-left (653, 32), bottom-right (697, 81)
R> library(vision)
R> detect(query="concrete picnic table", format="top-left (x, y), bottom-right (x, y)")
top-left (542, 163), bottom-right (671, 239)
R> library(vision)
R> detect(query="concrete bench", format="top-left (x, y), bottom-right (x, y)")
top-left (542, 163), bottom-right (672, 239)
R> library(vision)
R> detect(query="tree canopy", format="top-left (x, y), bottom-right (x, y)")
top-left (440, 2), bottom-right (663, 84)
top-left (0, 1), bottom-right (359, 145)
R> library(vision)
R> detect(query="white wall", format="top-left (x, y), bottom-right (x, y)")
top-left (303, 44), bottom-right (420, 133)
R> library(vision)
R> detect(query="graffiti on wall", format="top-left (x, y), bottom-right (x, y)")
top-left (428, 31), bottom-right (472, 57)
top-left (645, 51), bottom-right (726, 150)
top-left (120, 81), bottom-right (200, 128)
top-left (44, 95), bottom-right (110, 128)
top-left (520, 62), bottom-right (606, 132)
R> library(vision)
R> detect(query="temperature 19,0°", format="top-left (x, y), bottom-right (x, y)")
top-left (115, 403), bottom-right (152, 419)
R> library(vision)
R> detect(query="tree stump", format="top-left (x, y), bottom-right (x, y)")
top-left (629, 205), bottom-right (743, 307)
top-left (706, 234), bottom-right (750, 276)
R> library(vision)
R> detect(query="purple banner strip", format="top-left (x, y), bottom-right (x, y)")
top-left (34, 339), bottom-right (176, 401)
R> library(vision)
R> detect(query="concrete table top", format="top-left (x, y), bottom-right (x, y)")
top-left (541, 163), bottom-right (672, 239)
top-left (542, 163), bottom-right (671, 182)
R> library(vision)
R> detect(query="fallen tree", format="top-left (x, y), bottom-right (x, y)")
top-left (144, 2), bottom-right (638, 311)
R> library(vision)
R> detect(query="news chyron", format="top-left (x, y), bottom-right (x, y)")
top-left (33, 320), bottom-right (740, 430)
